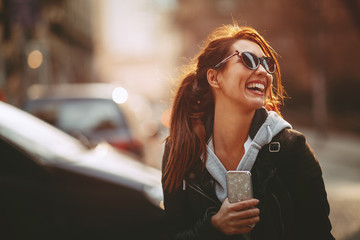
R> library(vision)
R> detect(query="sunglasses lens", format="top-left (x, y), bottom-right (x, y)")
top-left (241, 52), bottom-right (259, 70)
top-left (263, 58), bottom-right (276, 73)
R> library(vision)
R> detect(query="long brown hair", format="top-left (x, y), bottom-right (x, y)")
top-left (163, 24), bottom-right (285, 192)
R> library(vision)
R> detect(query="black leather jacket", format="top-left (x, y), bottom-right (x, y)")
top-left (161, 109), bottom-right (335, 240)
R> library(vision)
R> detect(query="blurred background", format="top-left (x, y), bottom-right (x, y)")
top-left (0, 0), bottom-right (359, 239)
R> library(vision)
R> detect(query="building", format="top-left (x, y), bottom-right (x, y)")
top-left (0, 0), bottom-right (96, 106)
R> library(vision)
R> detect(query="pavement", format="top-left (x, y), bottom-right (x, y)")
top-left (297, 127), bottom-right (360, 240)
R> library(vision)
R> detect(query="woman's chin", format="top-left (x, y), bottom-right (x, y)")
top-left (246, 98), bottom-right (265, 110)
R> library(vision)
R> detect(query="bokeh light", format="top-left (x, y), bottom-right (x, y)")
top-left (112, 87), bottom-right (128, 104)
top-left (27, 50), bottom-right (43, 69)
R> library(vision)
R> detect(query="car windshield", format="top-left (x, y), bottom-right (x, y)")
top-left (25, 98), bottom-right (129, 134)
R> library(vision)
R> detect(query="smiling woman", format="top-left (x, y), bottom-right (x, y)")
top-left (161, 23), bottom-right (335, 240)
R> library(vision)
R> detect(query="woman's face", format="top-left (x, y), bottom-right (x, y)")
top-left (214, 39), bottom-right (273, 112)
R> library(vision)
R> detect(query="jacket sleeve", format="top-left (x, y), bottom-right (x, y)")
top-left (161, 142), bottom-right (229, 240)
top-left (283, 130), bottom-right (335, 240)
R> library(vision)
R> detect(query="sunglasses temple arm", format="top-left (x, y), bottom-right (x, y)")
top-left (214, 51), bottom-right (239, 68)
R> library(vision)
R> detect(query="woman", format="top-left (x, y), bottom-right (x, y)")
top-left (161, 24), bottom-right (334, 240)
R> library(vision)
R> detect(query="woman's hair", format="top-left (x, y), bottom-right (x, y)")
top-left (163, 23), bottom-right (285, 192)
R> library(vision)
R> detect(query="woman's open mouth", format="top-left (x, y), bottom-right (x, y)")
top-left (246, 82), bottom-right (266, 95)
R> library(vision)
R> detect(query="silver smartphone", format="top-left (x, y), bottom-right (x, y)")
top-left (226, 170), bottom-right (253, 203)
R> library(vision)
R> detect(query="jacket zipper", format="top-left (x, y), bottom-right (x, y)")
top-left (185, 181), bottom-right (221, 207)
top-left (271, 192), bottom-right (286, 235)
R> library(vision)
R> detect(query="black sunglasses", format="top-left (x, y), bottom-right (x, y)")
top-left (214, 50), bottom-right (276, 74)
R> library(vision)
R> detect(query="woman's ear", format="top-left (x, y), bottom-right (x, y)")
top-left (207, 69), bottom-right (220, 88)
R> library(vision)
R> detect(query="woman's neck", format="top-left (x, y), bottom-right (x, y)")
top-left (212, 103), bottom-right (255, 170)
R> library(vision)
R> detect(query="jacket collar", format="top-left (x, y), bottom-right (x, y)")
top-left (249, 108), bottom-right (268, 140)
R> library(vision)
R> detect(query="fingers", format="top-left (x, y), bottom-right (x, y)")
top-left (222, 218), bottom-right (258, 235)
top-left (212, 198), bottom-right (261, 235)
top-left (226, 214), bottom-right (260, 235)
top-left (234, 207), bottom-right (260, 219)
top-left (222, 198), bottom-right (260, 220)
top-left (233, 214), bottom-right (260, 226)
top-left (228, 198), bottom-right (259, 211)
top-left (226, 208), bottom-right (260, 227)
top-left (226, 199), bottom-right (260, 234)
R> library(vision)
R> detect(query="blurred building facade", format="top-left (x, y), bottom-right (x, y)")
top-left (0, 0), bottom-right (359, 134)
top-left (92, 0), bottom-right (179, 102)
top-left (0, 0), bottom-right (179, 105)
top-left (0, 0), bottom-right (96, 106)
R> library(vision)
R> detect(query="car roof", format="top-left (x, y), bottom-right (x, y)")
top-left (0, 101), bottom-right (88, 164)
top-left (27, 83), bottom-right (117, 100)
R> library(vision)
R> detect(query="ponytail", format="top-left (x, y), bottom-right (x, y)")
top-left (163, 71), bottom-right (213, 192)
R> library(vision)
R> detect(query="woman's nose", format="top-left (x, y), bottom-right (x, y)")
top-left (255, 63), bottom-right (268, 76)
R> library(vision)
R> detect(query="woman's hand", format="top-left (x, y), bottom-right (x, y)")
top-left (211, 198), bottom-right (260, 235)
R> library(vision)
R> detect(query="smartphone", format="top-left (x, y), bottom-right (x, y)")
top-left (226, 170), bottom-right (253, 203)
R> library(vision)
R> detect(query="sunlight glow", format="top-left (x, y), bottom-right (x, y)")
top-left (112, 87), bottom-right (128, 104)
top-left (161, 108), bottom-right (171, 128)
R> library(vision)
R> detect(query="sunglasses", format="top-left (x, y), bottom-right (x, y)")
top-left (214, 50), bottom-right (276, 74)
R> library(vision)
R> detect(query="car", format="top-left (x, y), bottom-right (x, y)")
top-left (0, 101), bottom-right (165, 239)
top-left (23, 83), bottom-right (145, 160)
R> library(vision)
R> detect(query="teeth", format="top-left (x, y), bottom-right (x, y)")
top-left (247, 83), bottom-right (265, 91)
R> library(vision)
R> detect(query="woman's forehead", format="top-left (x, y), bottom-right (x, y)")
top-left (231, 39), bottom-right (265, 56)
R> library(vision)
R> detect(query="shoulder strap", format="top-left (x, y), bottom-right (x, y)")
top-left (265, 128), bottom-right (290, 166)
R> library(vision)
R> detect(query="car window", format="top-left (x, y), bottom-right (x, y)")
top-left (25, 99), bottom-right (129, 134)
top-left (58, 100), bottom-right (125, 132)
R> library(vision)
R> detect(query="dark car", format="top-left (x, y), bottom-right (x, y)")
top-left (23, 83), bottom-right (144, 159)
top-left (0, 101), bottom-right (165, 239)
